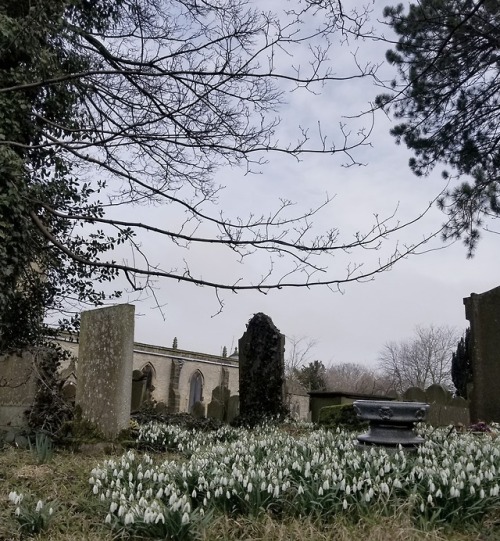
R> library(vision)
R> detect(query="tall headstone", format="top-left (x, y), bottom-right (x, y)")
top-left (464, 285), bottom-right (500, 422)
top-left (76, 304), bottom-right (135, 438)
top-left (238, 312), bottom-right (286, 423)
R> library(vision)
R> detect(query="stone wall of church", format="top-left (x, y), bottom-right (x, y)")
top-left (58, 337), bottom-right (240, 415)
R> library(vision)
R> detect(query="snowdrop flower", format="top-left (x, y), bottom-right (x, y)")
top-left (155, 512), bottom-right (165, 524)
top-left (36, 500), bottom-right (43, 512)
top-left (9, 492), bottom-right (22, 505)
top-left (124, 512), bottom-right (134, 525)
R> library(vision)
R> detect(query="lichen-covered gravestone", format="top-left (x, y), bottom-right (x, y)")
top-left (76, 304), bottom-right (135, 438)
top-left (238, 312), bottom-right (287, 424)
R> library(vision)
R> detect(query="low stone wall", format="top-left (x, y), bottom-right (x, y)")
top-left (0, 351), bottom-right (37, 429)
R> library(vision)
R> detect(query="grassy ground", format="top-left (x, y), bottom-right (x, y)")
top-left (0, 445), bottom-right (499, 540)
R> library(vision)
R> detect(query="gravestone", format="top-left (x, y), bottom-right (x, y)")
top-left (207, 385), bottom-right (230, 421)
top-left (131, 370), bottom-right (147, 412)
top-left (404, 386), bottom-right (427, 403)
top-left (191, 400), bottom-right (206, 419)
top-left (425, 384), bottom-right (449, 405)
top-left (464, 285), bottom-right (500, 422)
top-left (226, 395), bottom-right (240, 423)
top-left (403, 384), bottom-right (470, 427)
top-left (207, 399), bottom-right (224, 421)
top-left (76, 304), bottom-right (135, 438)
top-left (238, 312), bottom-right (286, 423)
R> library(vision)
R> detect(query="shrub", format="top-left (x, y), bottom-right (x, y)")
top-left (317, 404), bottom-right (367, 431)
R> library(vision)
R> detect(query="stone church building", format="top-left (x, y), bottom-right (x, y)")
top-left (58, 335), bottom-right (309, 421)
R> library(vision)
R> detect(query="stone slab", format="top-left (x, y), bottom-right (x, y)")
top-left (76, 304), bottom-right (135, 438)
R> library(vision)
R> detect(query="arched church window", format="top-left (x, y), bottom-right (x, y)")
top-left (141, 363), bottom-right (155, 392)
top-left (188, 371), bottom-right (204, 412)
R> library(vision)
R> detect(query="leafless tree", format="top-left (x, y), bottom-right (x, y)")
top-left (285, 336), bottom-right (317, 380)
top-left (325, 362), bottom-right (392, 395)
top-left (3, 0), bottom-right (447, 323)
top-left (377, 325), bottom-right (460, 394)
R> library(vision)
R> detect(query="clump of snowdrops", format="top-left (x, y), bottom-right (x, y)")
top-left (89, 423), bottom-right (500, 539)
top-left (8, 491), bottom-right (56, 535)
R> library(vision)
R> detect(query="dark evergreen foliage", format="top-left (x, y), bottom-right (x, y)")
top-left (378, 0), bottom-right (500, 254)
top-left (0, 0), bottom-right (124, 352)
top-left (451, 328), bottom-right (473, 398)
top-left (294, 360), bottom-right (327, 391)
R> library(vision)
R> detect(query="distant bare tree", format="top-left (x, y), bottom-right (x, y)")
top-left (378, 325), bottom-right (459, 394)
top-left (325, 362), bottom-right (392, 395)
top-left (285, 336), bottom-right (317, 380)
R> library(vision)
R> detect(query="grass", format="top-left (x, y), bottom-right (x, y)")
top-left (1, 433), bottom-right (500, 540)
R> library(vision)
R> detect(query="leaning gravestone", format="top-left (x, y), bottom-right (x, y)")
top-left (238, 312), bottom-right (287, 423)
top-left (76, 304), bottom-right (135, 438)
top-left (464, 285), bottom-right (500, 423)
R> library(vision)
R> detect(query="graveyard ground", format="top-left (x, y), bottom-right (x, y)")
top-left (1, 428), bottom-right (500, 541)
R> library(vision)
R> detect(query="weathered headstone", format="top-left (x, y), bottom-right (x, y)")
top-left (206, 385), bottom-right (230, 421)
top-left (403, 386), bottom-right (427, 403)
top-left (464, 285), bottom-right (500, 422)
top-left (403, 384), bottom-right (470, 427)
top-left (76, 304), bottom-right (135, 438)
top-left (425, 384), bottom-right (449, 405)
top-left (206, 398), bottom-right (224, 421)
top-left (131, 370), bottom-right (147, 412)
top-left (226, 395), bottom-right (240, 424)
top-left (191, 401), bottom-right (206, 419)
top-left (238, 312), bottom-right (287, 423)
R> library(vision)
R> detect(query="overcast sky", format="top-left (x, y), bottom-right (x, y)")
top-left (106, 1), bottom-right (500, 369)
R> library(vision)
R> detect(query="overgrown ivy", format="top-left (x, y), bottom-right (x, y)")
top-left (0, 1), bottom-right (128, 432)
top-left (0, 0), bottom-right (127, 353)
